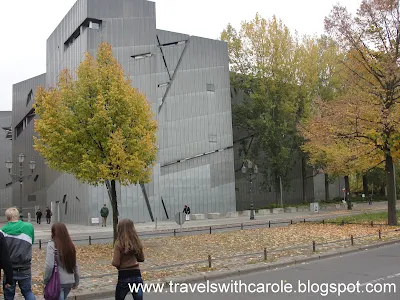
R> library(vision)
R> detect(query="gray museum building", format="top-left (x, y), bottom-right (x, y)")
top-left (3, 0), bottom-right (343, 225)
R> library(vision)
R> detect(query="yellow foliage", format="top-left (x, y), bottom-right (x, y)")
top-left (33, 42), bottom-right (158, 186)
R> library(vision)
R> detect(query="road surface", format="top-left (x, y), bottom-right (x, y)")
top-left (100, 242), bottom-right (400, 299)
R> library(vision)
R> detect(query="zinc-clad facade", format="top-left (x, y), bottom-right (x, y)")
top-left (0, 111), bottom-right (13, 213)
top-left (12, 0), bottom-right (236, 224)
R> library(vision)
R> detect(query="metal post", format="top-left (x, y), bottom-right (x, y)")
top-left (312, 241), bottom-right (316, 252)
top-left (280, 176), bottom-right (283, 208)
top-left (268, 221), bottom-right (271, 228)
top-left (241, 223), bottom-right (243, 230)
top-left (209, 227), bottom-right (212, 234)
top-left (250, 201), bottom-right (255, 220)
top-left (208, 255), bottom-right (212, 268)
top-left (89, 236), bottom-right (92, 245)
top-left (19, 181), bottom-right (23, 221)
top-left (264, 248), bottom-right (267, 261)
top-left (174, 229), bottom-right (176, 237)
top-left (351, 235), bottom-right (354, 246)
top-left (379, 230), bottom-right (381, 239)
top-left (39, 239), bottom-right (42, 250)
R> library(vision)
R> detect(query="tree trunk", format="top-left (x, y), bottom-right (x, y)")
top-left (325, 173), bottom-right (330, 202)
top-left (109, 180), bottom-right (119, 244)
top-left (362, 174), bottom-right (368, 198)
top-left (344, 175), bottom-right (351, 210)
top-left (302, 157), bottom-right (307, 203)
top-left (385, 154), bottom-right (397, 225)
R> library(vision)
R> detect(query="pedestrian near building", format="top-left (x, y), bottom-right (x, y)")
top-left (1, 207), bottom-right (35, 300)
top-left (100, 204), bottom-right (109, 227)
top-left (36, 209), bottom-right (42, 224)
top-left (45, 207), bottom-right (52, 224)
top-left (112, 219), bottom-right (145, 300)
top-left (183, 205), bottom-right (191, 221)
top-left (44, 222), bottom-right (79, 300)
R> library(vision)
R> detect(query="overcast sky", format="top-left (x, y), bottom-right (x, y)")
top-left (0, 0), bottom-right (361, 111)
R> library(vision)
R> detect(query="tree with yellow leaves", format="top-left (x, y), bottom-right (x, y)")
top-left (302, 0), bottom-right (400, 224)
top-left (34, 42), bottom-right (158, 240)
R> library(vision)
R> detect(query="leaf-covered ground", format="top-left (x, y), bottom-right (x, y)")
top-left (7, 223), bottom-right (400, 297)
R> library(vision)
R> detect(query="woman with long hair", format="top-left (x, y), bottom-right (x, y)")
top-left (44, 222), bottom-right (79, 299)
top-left (112, 219), bottom-right (145, 300)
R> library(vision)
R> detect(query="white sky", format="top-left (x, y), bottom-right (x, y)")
top-left (0, 0), bottom-right (361, 111)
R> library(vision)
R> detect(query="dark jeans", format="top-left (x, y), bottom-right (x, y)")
top-left (3, 270), bottom-right (36, 300)
top-left (115, 276), bottom-right (143, 300)
top-left (59, 284), bottom-right (73, 300)
top-left (46, 217), bottom-right (51, 224)
top-left (36, 217), bottom-right (41, 224)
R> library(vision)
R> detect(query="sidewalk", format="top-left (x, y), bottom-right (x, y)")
top-left (29, 200), bottom-right (393, 241)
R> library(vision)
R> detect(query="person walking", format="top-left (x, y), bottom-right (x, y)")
top-left (1, 207), bottom-right (35, 300)
top-left (45, 207), bottom-right (52, 224)
top-left (35, 209), bottom-right (42, 224)
top-left (112, 219), bottom-right (145, 300)
top-left (183, 205), bottom-right (191, 221)
top-left (44, 223), bottom-right (79, 300)
top-left (100, 204), bottom-right (109, 227)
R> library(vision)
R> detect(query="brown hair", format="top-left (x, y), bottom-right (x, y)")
top-left (51, 222), bottom-right (76, 273)
top-left (116, 219), bottom-right (143, 256)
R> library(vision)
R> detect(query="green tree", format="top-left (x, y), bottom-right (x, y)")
top-left (222, 14), bottom-right (344, 203)
top-left (34, 42), bottom-right (158, 241)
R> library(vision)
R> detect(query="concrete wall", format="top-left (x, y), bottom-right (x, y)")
top-left (0, 112), bottom-right (13, 214)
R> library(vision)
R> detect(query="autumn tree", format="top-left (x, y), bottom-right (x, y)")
top-left (34, 42), bottom-right (158, 241)
top-left (303, 0), bottom-right (400, 224)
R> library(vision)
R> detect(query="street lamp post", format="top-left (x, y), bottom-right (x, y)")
top-left (5, 153), bottom-right (36, 221)
top-left (241, 159), bottom-right (258, 220)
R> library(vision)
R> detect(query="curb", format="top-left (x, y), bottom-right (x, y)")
top-left (69, 238), bottom-right (400, 299)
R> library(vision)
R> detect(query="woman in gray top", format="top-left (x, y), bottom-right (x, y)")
top-left (44, 223), bottom-right (79, 299)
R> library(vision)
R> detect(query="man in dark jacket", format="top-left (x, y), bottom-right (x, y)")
top-left (0, 231), bottom-right (13, 290)
top-left (35, 209), bottom-right (42, 224)
top-left (1, 207), bottom-right (35, 299)
top-left (100, 204), bottom-right (109, 227)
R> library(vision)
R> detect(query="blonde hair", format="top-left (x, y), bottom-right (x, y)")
top-left (116, 219), bottom-right (143, 255)
top-left (5, 207), bottom-right (19, 221)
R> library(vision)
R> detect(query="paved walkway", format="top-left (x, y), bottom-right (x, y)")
top-left (18, 200), bottom-right (393, 242)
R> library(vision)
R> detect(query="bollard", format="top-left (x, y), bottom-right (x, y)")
top-left (322, 219), bottom-right (325, 225)
top-left (241, 223), bottom-right (243, 230)
top-left (304, 218), bottom-right (306, 223)
top-left (174, 229), bottom-right (176, 237)
top-left (341, 220), bottom-right (345, 226)
top-left (351, 235), bottom-right (354, 246)
top-left (208, 255), bottom-right (212, 268)
top-left (269, 221), bottom-right (271, 228)
top-left (209, 227), bottom-right (212, 234)
top-left (290, 220), bottom-right (293, 225)
top-left (312, 241), bottom-right (316, 252)
top-left (371, 221), bottom-right (374, 227)
top-left (89, 236), bottom-right (92, 245)
top-left (39, 239), bottom-right (42, 250)
top-left (379, 230), bottom-right (381, 239)
top-left (264, 248), bottom-right (267, 261)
